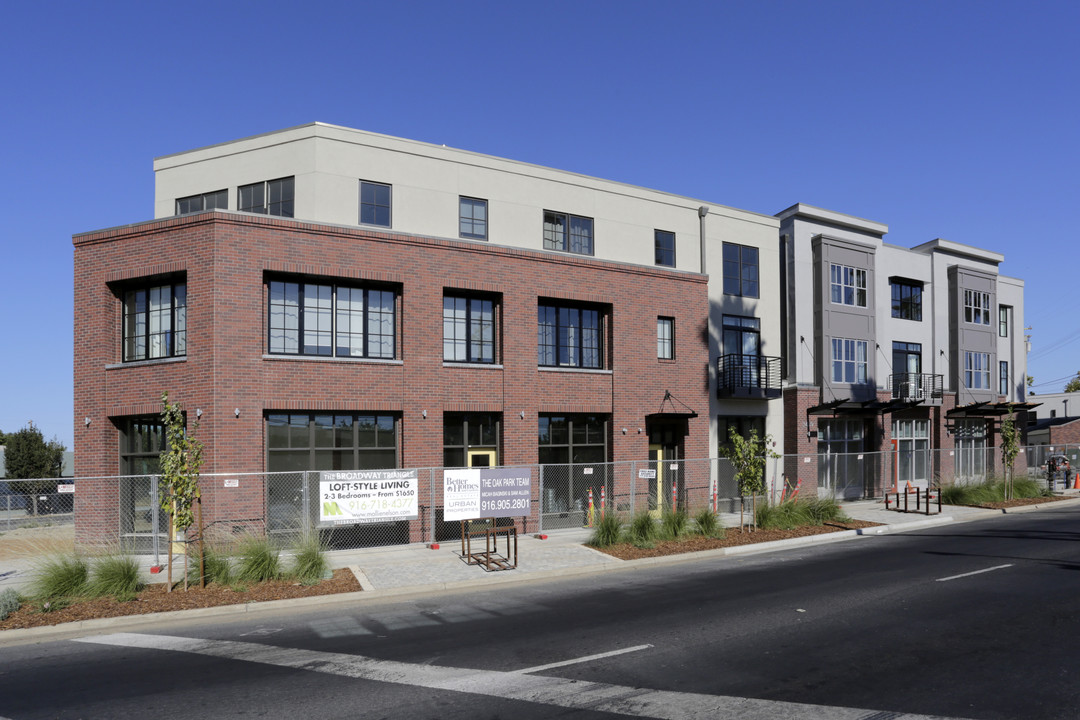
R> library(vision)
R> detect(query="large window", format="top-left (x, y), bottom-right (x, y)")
top-left (831, 338), bottom-right (867, 384)
top-left (892, 341), bottom-right (922, 375)
top-left (655, 230), bottom-right (675, 267)
top-left (123, 280), bottom-right (186, 362)
top-left (818, 419), bottom-right (865, 496)
top-left (657, 317), bottom-right (674, 360)
top-left (538, 302), bottom-right (604, 369)
top-left (443, 294), bottom-right (497, 363)
top-left (176, 189), bottom-right (227, 215)
top-left (892, 419), bottom-right (929, 485)
top-left (891, 279), bottom-right (922, 320)
top-left (118, 416), bottom-right (168, 535)
top-left (238, 177), bottom-right (294, 217)
top-left (722, 243), bottom-right (759, 297)
top-left (268, 279), bottom-right (395, 358)
top-left (964, 351), bottom-right (991, 390)
top-left (360, 181), bottom-right (392, 227)
top-left (459, 197), bottom-right (487, 240)
top-left (1000, 360), bottom-right (1009, 395)
top-left (443, 413), bottom-right (500, 468)
top-left (266, 413), bottom-right (397, 472)
top-left (831, 264), bottom-right (867, 307)
top-left (955, 419), bottom-right (987, 480)
top-left (964, 290), bottom-right (991, 325)
top-left (999, 305), bottom-right (1010, 337)
top-left (717, 415), bottom-right (765, 452)
top-left (543, 211), bottom-right (593, 255)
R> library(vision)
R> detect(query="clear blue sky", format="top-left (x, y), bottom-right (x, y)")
top-left (2, 0), bottom-right (1077, 450)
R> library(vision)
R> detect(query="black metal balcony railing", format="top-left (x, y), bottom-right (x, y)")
top-left (717, 354), bottom-right (782, 398)
top-left (888, 373), bottom-right (944, 404)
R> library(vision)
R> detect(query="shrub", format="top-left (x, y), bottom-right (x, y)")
top-left (627, 511), bottom-right (657, 547)
top-left (588, 513), bottom-right (624, 548)
top-left (31, 553), bottom-right (89, 599)
top-left (693, 508), bottom-right (723, 538)
top-left (188, 543), bottom-right (234, 587)
top-left (755, 498), bottom-right (844, 530)
top-left (235, 536), bottom-right (281, 582)
top-left (659, 509), bottom-right (689, 541)
top-left (87, 552), bottom-right (142, 601)
top-left (940, 478), bottom-right (1050, 506)
top-left (0, 588), bottom-right (21, 620)
top-left (289, 534), bottom-right (329, 583)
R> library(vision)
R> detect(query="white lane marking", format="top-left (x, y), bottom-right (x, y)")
top-left (513, 644), bottom-right (653, 674)
top-left (936, 564), bottom-right (1013, 582)
top-left (75, 633), bottom-right (967, 720)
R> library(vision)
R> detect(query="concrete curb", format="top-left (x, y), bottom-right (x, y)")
top-left (3, 498), bottom-right (1077, 647)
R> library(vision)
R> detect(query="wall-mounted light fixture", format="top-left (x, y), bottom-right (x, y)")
top-left (519, 411), bottom-right (525, 419)
top-left (84, 417), bottom-right (91, 427)
top-left (196, 408), bottom-right (203, 419)
top-left (621, 427), bottom-right (627, 434)
top-left (422, 409), bottom-right (427, 418)
top-left (234, 408), bottom-right (241, 418)
top-left (637, 428), bottom-right (642, 434)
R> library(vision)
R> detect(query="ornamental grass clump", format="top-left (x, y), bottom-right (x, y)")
top-left (940, 477), bottom-right (1050, 506)
top-left (235, 536), bottom-right (282, 583)
top-left (289, 534), bottom-right (330, 584)
top-left (187, 543), bottom-right (234, 587)
top-left (87, 551), bottom-right (142, 601)
top-left (588, 513), bottom-right (624, 548)
top-left (755, 497), bottom-right (845, 530)
top-left (658, 508), bottom-right (689, 541)
top-left (693, 508), bottom-right (723, 538)
top-left (31, 553), bottom-right (89, 600)
top-left (627, 511), bottom-right (658, 547)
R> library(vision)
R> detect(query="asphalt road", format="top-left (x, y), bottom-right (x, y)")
top-left (2, 505), bottom-right (1079, 719)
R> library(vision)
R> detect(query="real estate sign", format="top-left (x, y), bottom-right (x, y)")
top-left (319, 469), bottom-right (418, 525)
top-left (444, 467), bottom-right (531, 521)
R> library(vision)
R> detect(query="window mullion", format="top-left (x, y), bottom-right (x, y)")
top-left (361, 289), bottom-right (369, 358)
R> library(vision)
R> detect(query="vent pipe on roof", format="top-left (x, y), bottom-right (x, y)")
top-left (698, 206), bottom-right (709, 274)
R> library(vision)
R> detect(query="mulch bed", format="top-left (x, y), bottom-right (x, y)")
top-left (0, 568), bottom-right (361, 631)
top-left (593, 520), bottom-right (881, 561)
top-left (965, 495), bottom-right (1074, 510)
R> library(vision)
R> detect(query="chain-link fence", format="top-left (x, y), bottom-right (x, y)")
top-left (0, 490), bottom-right (75, 531)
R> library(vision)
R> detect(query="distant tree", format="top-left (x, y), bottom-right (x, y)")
top-left (5, 422), bottom-right (66, 514)
top-left (1065, 372), bottom-right (1080, 393)
top-left (0, 429), bottom-right (9, 446)
top-left (1027, 375), bottom-right (1035, 395)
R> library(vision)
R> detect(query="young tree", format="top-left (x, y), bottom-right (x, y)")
top-left (1064, 372), bottom-right (1080, 393)
top-left (722, 428), bottom-right (780, 531)
top-left (4, 422), bottom-right (66, 514)
top-left (1000, 407), bottom-right (1020, 500)
top-left (158, 392), bottom-right (204, 591)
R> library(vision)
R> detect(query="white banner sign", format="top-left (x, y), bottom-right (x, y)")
top-left (319, 469), bottom-right (418, 525)
top-left (444, 467), bottom-right (532, 521)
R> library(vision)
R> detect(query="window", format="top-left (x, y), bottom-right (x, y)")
top-left (831, 338), bottom-right (867, 384)
top-left (443, 294), bottom-right (497, 363)
top-left (176, 189), bottom-right (227, 215)
top-left (118, 416), bottom-right (168, 534)
top-left (722, 243), bottom-right (759, 297)
top-left (964, 351), bottom-right (991, 390)
top-left (266, 413), bottom-right (397, 472)
top-left (538, 415), bottom-right (609, 465)
top-left (443, 413), bottom-right (500, 468)
top-left (123, 280), bottom-right (186, 362)
top-left (360, 181), bottom-right (392, 227)
top-left (831, 264), bottom-right (867, 307)
top-left (459, 197), bottom-right (487, 240)
top-left (238, 177), bottom-right (294, 217)
top-left (892, 419), bottom-right (929, 485)
top-left (999, 305), bottom-right (1010, 337)
top-left (892, 342), bottom-right (922, 375)
top-left (955, 419), bottom-right (987, 480)
top-left (964, 290), bottom-right (991, 325)
top-left (267, 279), bottom-right (395, 358)
top-left (538, 302), bottom-right (604, 368)
top-left (655, 230), bottom-right (675, 267)
top-left (817, 419), bottom-right (865, 493)
top-left (890, 279), bottom-right (922, 320)
top-left (538, 414), bottom-right (610, 528)
top-left (543, 211), bottom-right (593, 255)
top-left (716, 416), bottom-right (765, 452)
top-left (657, 317), bottom-right (674, 359)
top-left (1000, 360), bottom-right (1009, 395)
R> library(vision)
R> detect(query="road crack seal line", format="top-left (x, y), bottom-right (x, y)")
top-left (75, 633), bottom-right (969, 720)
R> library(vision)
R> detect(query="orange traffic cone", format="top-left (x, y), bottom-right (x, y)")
top-left (1073, 473), bottom-right (1079, 490)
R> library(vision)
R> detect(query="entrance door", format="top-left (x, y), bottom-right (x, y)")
top-left (648, 441), bottom-right (681, 517)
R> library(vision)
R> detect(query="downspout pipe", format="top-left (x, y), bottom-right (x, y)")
top-left (698, 205), bottom-right (709, 274)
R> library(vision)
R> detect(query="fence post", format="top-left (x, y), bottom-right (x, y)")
top-left (429, 468), bottom-right (436, 545)
top-left (630, 460), bottom-right (636, 514)
top-left (537, 464), bottom-right (545, 534)
top-left (5, 495), bottom-right (9, 532)
top-left (150, 474), bottom-right (160, 569)
top-left (301, 471), bottom-right (311, 535)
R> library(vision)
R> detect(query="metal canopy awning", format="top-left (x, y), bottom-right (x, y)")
top-left (646, 390), bottom-right (699, 422)
top-left (806, 398), bottom-right (922, 416)
top-left (946, 401), bottom-right (1041, 418)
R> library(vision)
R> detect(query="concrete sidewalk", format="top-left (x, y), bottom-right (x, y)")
top-left (2, 493), bottom-right (1079, 644)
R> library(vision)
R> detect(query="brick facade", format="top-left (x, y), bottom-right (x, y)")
top-left (73, 212), bottom-right (711, 545)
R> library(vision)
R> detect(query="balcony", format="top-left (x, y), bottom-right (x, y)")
top-left (717, 354), bottom-right (782, 399)
top-left (888, 373), bottom-right (943, 405)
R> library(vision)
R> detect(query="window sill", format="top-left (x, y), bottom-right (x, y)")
top-left (658, 358), bottom-right (677, 364)
top-left (443, 362), bottom-right (503, 369)
top-left (263, 354), bottom-right (403, 365)
top-left (538, 366), bottom-right (612, 375)
top-left (106, 356), bottom-right (187, 370)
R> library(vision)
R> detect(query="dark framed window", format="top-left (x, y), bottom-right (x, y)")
top-left (999, 305), bottom-right (1010, 337)
top-left (443, 413), bottom-right (501, 468)
top-left (360, 181), bottom-right (392, 227)
top-left (238, 177), bottom-right (294, 217)
top-left (1000, 360), bottom-right (1009, 395)
top-left (543, 211), bottom-right (593, 255)
top-left (831, 338), bottom-right (867, 384)
top-left (538, 301), bottom-right (605, 369)
top-left (176, 189), bottom-right (227, 215)
top-left (722, 242), bottom-right (759, 297)
top-left (459, 197), bottom-right (487, 240)
top-left (964, 351), bottom-right (990, 389)
top-left (964, 290), bottom-right (991, 325)
top-left (266, 413), bottom-right (398, 472)
top-left (892, 341), bottom-right (922, 375)
top-left (123, 280), bottom-right (186, 362)
top-left (444, 294), bottom-right (497, 363)
top-left (657, 317), bottom-right (674, 359)
top-left (717, 415), bottom-right (765, 452)
top-left (538, 414), bottom-right (609, 465)
top-left (118, 416), bottom-right (167, 475)
top-left (655, 230), bottom-right (675, 267)
top-left (267, 279), bottom-right (396, 358)
top-left (891, 280), bottom-right (922, 320)
top-left (831, 264), bottom-right (867, 307)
